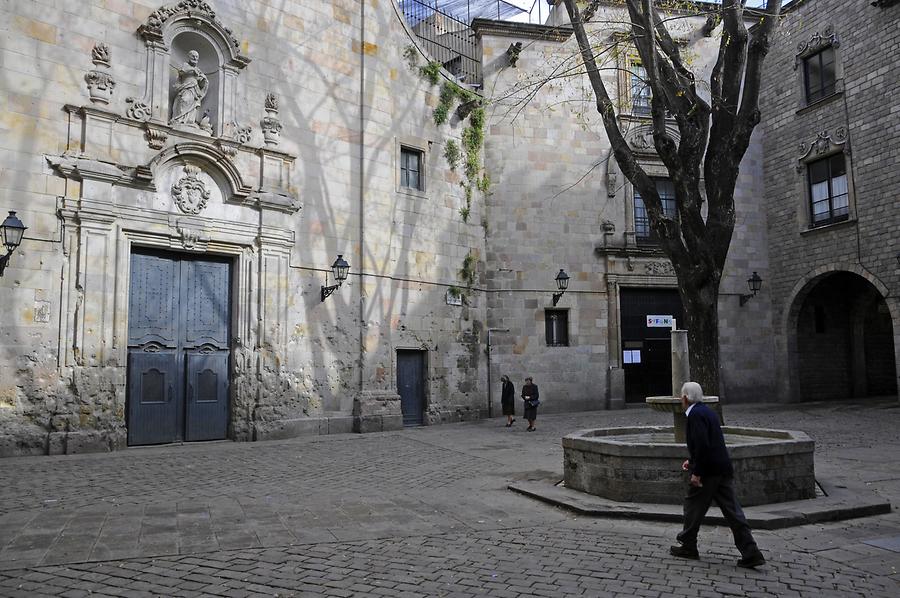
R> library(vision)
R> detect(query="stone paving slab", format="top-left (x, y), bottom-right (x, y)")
top-left (509, 474), bottom-right (892, 530)
top-left (0, 399), bottom-right (899, 595)
top-left (0, 521), bottom-right (896, 597)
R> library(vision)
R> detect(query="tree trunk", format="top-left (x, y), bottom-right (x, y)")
top-left (679, 277), bottom-right (721, 397)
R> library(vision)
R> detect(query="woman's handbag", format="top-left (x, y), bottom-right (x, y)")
top-left (526, 398), bottom-right (541, 408)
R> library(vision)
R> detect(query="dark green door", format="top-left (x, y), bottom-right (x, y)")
top-left (127, 249), bottom-right (231, 445)
top-left (397, 350), bottom-right (426, 426)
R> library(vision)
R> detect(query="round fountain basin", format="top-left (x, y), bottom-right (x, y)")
top-left (562, 426), bottom-right (815, 506)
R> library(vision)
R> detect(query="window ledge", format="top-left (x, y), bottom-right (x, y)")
top-left (397, 187), bottom-right (427, 199)
top-left (800, 217), bottom-right (857, 236)
top-left (796, 91), bottom-right (843, 115)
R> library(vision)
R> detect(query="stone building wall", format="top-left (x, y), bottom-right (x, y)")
top-left (760, 0), bottom-right (900, 401)
top-left (0, 0), bottom-right (487, 455)
top-left (477, 3), bottom-right (774, 412)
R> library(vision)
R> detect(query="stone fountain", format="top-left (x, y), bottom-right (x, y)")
top-left (562, 330), bottom-right (816, 506)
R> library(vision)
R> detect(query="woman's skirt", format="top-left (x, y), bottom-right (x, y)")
top-left (524, 404), bottom-right (538, 421)
top-left (501, 398), bottom-right (515, 416)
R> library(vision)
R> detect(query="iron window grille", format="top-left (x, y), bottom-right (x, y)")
top-left (545, 309), bottom-right (569, 347)
top-left (808, 154), bottom-right (849, 227)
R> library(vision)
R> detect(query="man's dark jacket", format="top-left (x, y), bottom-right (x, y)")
top-left (685, 403), bottom-right (733, 478)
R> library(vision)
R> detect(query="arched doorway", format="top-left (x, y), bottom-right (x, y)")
top-left (790, 271), bottom-right (897, 401)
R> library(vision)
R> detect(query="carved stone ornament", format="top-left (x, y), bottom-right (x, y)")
top-left (171, 164), bottom-right (210, 214)
top-left (265, 92), bottom-right (279, 112)
top-left (797, 127), bottom-right (848, 168)
top-left (794, 25), bottom-right (840, 68)
top-left (91, 43), bottom-right (110, 67)
top-left (144, 125), bottom-right (168, 150)
top-left (606, 153), bottom-right (618, 197)
top-left (216, 140), bottom-right (238, 158)
top-left (141, 0), bottom-right (241, 51)
top-left (231, 122), bottom-right (252, 144)
top-left (644, 261), bottom-right (675, 276)
top-left (260, 92), bottom-right (282, 146)
top-left (628, 128), bottom-right (655, 151)
top-left (125, 97), bottom-right (152, 121)
top-left (85, 70), bottom-right (115, 104)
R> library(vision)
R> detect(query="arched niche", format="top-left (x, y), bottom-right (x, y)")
top-left (129, 0), bottom-right (250, 138)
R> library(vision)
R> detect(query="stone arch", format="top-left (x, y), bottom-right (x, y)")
top-left (148, 142), bottom-right (252, 203)
top-left (781, 263), bottom-right (898, 402)
top-left (139, 0), bottom-right (250, 68)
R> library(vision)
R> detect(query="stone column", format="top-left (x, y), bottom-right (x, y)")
top-left (671, 329), bottom-right (690, 396)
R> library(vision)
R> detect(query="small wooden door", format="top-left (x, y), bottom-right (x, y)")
top-left (397, 350), bottom-right (426, 426)
top-left (127, 249), bottom-right (231, 445)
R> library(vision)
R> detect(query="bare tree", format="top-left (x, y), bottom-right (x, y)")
top-left (563, 0), bottom-right (783, 395)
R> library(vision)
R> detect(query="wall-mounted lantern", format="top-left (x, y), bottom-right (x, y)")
top-left (0, 211), bottom-right (27, 277)
top-left (321, 254), bottom-right (350, 302)
top-left (552, 268), bottom-right (570, 306)
top-left (739, 271), bottom-right (763, 306)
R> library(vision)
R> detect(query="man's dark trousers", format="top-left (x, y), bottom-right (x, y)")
top-left (677, 474), bottom-right (758, 556)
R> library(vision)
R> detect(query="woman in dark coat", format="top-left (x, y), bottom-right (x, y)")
top-left (521, 376), bottom-right (539, 432)
top-left (500, 375), bottom-right (515, 427)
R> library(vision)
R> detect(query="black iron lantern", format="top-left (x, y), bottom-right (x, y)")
top-left (321, 254), bottom-right (350, 301)
top-left (552, 268), bottom-right (569, 306)
top-left (0, 211), bottom-right (27, 277)
top-left (740, 271), bottom-right (763, 306)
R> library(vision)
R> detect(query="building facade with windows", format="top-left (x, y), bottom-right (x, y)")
top-left (759, 0), bottom-right (899, 402)
top-left (0, 0), bottom-right (896, 456)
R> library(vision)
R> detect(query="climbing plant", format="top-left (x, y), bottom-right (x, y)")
top-left (406, 45), bottom-right (490, 300)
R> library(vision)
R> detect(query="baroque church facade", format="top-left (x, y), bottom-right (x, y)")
top-left (0, 0), bottom-right (896, 456)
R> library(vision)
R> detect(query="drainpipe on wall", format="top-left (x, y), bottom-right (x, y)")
top-left (357, 0), bottom-right (366, 397)
top-left (486, 328), bottom-right (509, 419)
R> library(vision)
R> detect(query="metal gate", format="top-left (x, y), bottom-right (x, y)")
top-left (619, 288), bottom-right (684, 403)
top-left (397, 350), bottom-right (426, 426)
top-left (127, 249), bottom-right (231, 445)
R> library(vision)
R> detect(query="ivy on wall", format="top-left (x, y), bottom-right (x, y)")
top-left (404, 45), bottom-right (490, 302)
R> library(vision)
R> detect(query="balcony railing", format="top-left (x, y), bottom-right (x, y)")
top-left (399, 1), bottom-right (553, 87)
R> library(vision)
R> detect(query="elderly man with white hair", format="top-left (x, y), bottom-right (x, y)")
top-left (669, 381), bottom-right (766, 568)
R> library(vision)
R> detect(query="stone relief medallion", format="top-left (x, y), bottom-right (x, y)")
top-left (644, 261), bottom-right (675, 276)
top-left (171, 164), bottom-right (210, 214)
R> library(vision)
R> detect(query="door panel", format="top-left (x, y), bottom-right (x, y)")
top-left (128, 252), bottom-right (178, 348)
top-left (183, 259), bottom-right (230, 348)
top-left (185, 352), bottom-right (229, 441)
top-left (127, 351), bottom-right (179, 445)
top-left (397, 350), bottom-right (425, 426)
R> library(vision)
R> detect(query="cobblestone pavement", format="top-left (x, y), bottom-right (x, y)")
top-left (0, 398), bottom-right (899, 596)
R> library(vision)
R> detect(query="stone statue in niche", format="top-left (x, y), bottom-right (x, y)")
top-left (169, 50), bottom-right (209, 127)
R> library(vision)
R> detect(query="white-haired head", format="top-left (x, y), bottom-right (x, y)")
top-left (681, 381), bottom-right (704, 404)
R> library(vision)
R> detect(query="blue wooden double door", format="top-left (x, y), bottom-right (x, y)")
top-left (127, 249), bottom-right (232, 445)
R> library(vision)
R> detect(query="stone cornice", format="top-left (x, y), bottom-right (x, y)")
top-left (471, 19), bottom-right (572, 42)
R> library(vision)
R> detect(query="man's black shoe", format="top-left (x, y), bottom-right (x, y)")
top-left (669, 545), bottom-right (699, 559)
top-left (737, 552), bottom-right (766, 568)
